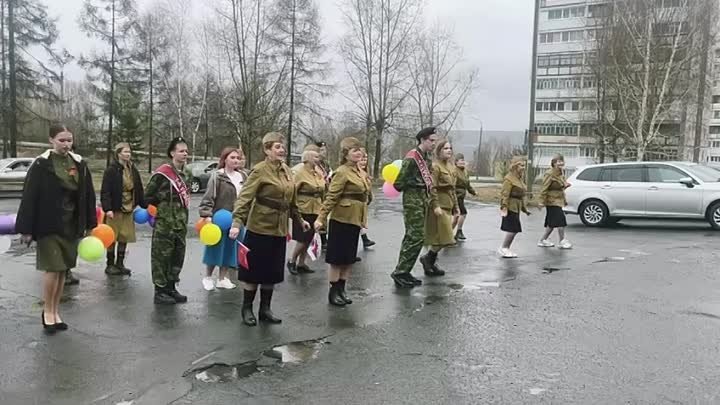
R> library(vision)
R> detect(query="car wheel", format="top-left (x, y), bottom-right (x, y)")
top-left (190, 179), bottom-right (201, 194)
top-left (707, 202), bottom-right (720, 230)
top-left (579, 200), bottom-right (608, 227)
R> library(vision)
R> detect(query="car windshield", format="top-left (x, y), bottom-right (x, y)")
top-left (678, 164), bottom-right (720, 182)
top-left (0, 159), bottom-right (13, 170)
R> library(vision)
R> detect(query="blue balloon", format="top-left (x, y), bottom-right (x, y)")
top-left (212, 209), bottom-right (233, 231)
top-left (134, 208), bottom-right (150, 224)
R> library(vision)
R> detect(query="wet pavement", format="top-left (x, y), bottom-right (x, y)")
top-left (2, 195), bottom-right (720, 404)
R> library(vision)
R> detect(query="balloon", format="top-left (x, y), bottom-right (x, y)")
top-left (96, 207), bottom-right (104, 224)
top-left (133, 208), bottom-right (150, 224)
top-left (392, 159), bottom-right (402, 169)
top-left (382, 181), bottom-right (401, 198)
top-left (78, 236), bottom-right (105, 262)
top-left (200, 223), bottom-right (222, 246)
top-left (147, 204), bottom-right (158, 217)
top-left (0, 214), bottom-right (16, 235)
top-left (148, 216), bottom-right (156, 228)
top-left (195, 218), bottom-right (210, 234)
top-left (382, 164), bottom-right (400, 183)
top-left (91, 224), bottom-right (116, 248)
top-left (212, 209), bottom-right (233, 231)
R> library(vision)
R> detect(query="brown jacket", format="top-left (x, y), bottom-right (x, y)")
top-left (232, 160), bottom-right (303, 237)
top-left (454, 167), bottom-right (477, 199)
top-left (199, 169), bottom-right (244, 217)
top-left (318, 163), bottom-right (371, 228)
top-left (294, 163), bottom-right (326, 215)
top-left (430, 160), bottom-right (458, 211)
top-left (500, 173), bottom-right (528, 214)
top-left (540, 168), bottom-right (567, 207)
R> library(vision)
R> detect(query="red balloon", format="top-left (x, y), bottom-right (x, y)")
top-left (147, 204), bottom-right (158, 217)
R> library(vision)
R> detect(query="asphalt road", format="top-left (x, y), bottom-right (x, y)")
top-left (1, 194), bottom-right (720, 404)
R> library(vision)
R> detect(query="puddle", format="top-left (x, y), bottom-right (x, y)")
top-left (423, 295), bottom-right (446, 305)
top-left (593, 256), bottom-right (625, 263)
top-left (682, 311), bottom-right (720, 321)
top-left (194, 361), bottom-right (261, 383)
top-left (529, 388), bottom-right (547, 395)
top-left (448, 283), bottom-right (464, 290)
top-left (263, 339), bottom-right (326, 363)
top-left (542, 267), bottom-right (570, 274)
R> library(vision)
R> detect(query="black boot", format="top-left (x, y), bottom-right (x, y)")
top-left (105, 249), bottom-right (122, 275)
top-left (64, 270), bottom-right (80, 285)
top-left (297, 264), bottom-right (315, 274)
top-left (328, 282), bottom-right (346, 306)
top-left (168, 283), bottom-right (188, 303)
top-left (258, 289), bottom-right (281, 323)
top-left (456, 229), bottom-right (467, 241)
top-left (116, 244), bottom-right (131, 275)
top-left (242, 289), bottom-right (257, 326)
top-left (337, 279), bottom-right (353, 304)
top-left (361, 234), bottom-right (376, 248)
top-left (407, 273), bottom-right (423, 285)
top-left (287, 261), bottom-right (299, 275)
top-left (421, 251), bottom-right (445, 277)
top-left (154, 286), bottom-right (176, 305)
top-left (391, 273), bottom-right (416, 289)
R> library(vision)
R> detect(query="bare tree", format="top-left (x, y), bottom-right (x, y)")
top-left (339, 0), bottom-right (423, 175)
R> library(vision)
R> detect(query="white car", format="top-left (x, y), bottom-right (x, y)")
top-left (564, 162), bottom-right (720, 229)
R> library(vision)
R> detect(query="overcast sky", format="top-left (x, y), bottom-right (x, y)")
top-left (47, 0), bottom-right (533, 132)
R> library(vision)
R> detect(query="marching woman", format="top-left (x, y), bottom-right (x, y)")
top-left (100, 142), bottom-right (145, 276)
top-left (287, 144), bottom-right (325, 275)
top-left (145, 137), bottom-right (191, 305)
top-left (538, 154), bottom-right (572, 249)
top-left (357, 148), bottom-right (376, 249)
top-left (452, 153), bottom-right (477, 241)
top-left (498, 156), bottom-right (530, 258)
top-left (314, 137), bottom-right (372, 306)
top-left (16, 124), bottom-right (97, 333)
top-left (229, 132), bottom-right (310, 326)
top-left (198, 147), bottom-right (247, 291)
top-left (419, 139), bottom-right (458, 277)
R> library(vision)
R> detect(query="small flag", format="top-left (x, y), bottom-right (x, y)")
top-left (286, 233), bottom-right (291, 242)
top-left (237, 241), bottom-right (250, 269)
top-left (307, 233), bottom-right (321, 261)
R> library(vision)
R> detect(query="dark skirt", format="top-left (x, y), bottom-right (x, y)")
top-left (457, 197), bottom-right (468, 216)
top-left (325, 219), bottom-right (361, 266)
top-left (544, 206), bottom-right (567, 228)
top-left (237, 230), bottom-right (286, 285)
top-left (500, 211), bottom-right (522, 233)
top-left (292, 214), bottom-right (318, 244)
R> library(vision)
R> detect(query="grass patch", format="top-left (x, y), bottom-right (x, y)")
top-left (467, 185), bottom-right (540, 207)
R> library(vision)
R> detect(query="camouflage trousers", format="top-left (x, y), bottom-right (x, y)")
top-left (151, 226), bottom-right (187, 288)
top-left (392, 189), bottom-right (429, 275)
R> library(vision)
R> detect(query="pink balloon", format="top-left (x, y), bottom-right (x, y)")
top-left (382, 182), bottom-right (401, 198)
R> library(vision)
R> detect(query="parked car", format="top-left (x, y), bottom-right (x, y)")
top-left (186, 160), bottom-right (218, 193)
top-left (564, 161), bottom-right (720, 229)
top-left (0, 157), bottom-right (34, 193)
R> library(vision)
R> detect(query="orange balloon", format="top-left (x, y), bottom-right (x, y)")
top-left (91, 224), bottom-right (116, 249)
top-left (147, 204), bottom-right (158, 217)
top-left (195, 218), bottom-right (210, 234)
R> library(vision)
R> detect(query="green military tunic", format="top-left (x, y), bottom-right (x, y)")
top-left (105, 163), bottom-right (137, 243)
top-left (426, 160), bottom-right (458, 247)
top-left (145, 164), bottom-right (190, 288)
top-left (454, 166), bottom-right (477, 199)
top-left (36, 153), bottom-right (80, 272)
top-left (392, 147), bottom-right (433, 276)
top-left (540, 168), bottom-right (568, 207)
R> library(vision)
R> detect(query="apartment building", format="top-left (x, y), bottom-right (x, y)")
top-left (533, 0), bottom-right (711, 166)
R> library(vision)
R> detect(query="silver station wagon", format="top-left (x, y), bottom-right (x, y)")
top-left (564, 162), bottom-right (720, 229)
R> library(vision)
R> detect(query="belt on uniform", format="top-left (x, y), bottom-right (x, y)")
top-left (297, 191), bottom-right (323, 198)
top-left (510, 191), bottom-right (525, 198)
top-left (255, 196), bottom-right (289, 211)
top-left (340, 193), bottom-right (367, 202)
top-left (436, 185), bottom-right (454, 191)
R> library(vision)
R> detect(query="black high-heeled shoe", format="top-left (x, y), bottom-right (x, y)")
top-left (55, 319), bottom-right (68, 331)
top-left (42, 311), bottom-right (56, 334)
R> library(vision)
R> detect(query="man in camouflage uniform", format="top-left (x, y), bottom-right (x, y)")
top-left (390, 127), bottom-right (439, 288)
top-left (145, 137), bottom-right (191, 304)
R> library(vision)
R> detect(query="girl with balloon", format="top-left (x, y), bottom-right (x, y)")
top-left (16, 124), bottom-right (98, 334)
top-left (198, 147), bottom-right (248, 291)
top-left (100, 142), bottom-right (145, 276)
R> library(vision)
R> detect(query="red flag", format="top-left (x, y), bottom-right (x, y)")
top-left (237, 241), bottom-right (250, 270)
top-left (307, 233), bottom-right (320, 261)
top-left (286, 233), bottom-right (291, 242)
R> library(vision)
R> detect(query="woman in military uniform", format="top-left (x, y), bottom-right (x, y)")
top-left (145, 137), bottom-right (191, 305)
top-left (287, 144), bottom-right (325, 275)
top-left (452, 153), bottom-right (477, 241)
top-left (101, 142), bottom-right (145, 276)
top-left (420, 139), bottom-right (458, 277)
top-left (229, 132), bottom-right (310, 326)
top-left (314, 137), bottom-right (371, 306)
top-left (498, 156), bottom-right (530, 258)
top-left (17, 124), bottom-right (97, 334)
top-left (538, 154), bottom-right (572, 249)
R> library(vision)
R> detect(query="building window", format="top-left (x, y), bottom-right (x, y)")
top-left (583, 78), bottom-right (596, 88)
top-left (571, 102), bottom-right (580, 111)
top-left (714, 111), bottom-right (720, 119)
top-left (538, 53), bottom-right (584, 69)
top-left (711, 141), bottom-right (720, 148)
top-left (540, 30), bottom-right (585, 44)
top-left (535, 123), bottom-right (579, 136)
top-left (710, 126), bottom-right (720, 134)
top-left (713, 95), bottom-right (720, 104)
top-left (588, 4), bottom-right (609, 18)
top-left (547, 6), bottom-right (585, 20)
top-left (709, 156), bottom-right (720, 162)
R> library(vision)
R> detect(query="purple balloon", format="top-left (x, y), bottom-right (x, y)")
top-left (0, 215), bottom-right (16, 235)
top-left (148, 215), bottom-right (156, 228)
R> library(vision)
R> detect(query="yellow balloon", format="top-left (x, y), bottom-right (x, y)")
top-left (200, 223), bottom-right (222, 246)
top-left (382, 164), bottom-right (400, 183)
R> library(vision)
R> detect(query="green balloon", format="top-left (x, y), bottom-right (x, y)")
top-left (78, 236), bottom-right (105, 262)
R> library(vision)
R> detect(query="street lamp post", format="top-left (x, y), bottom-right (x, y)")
top-left (527, 0), bottom-right (541, 192)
